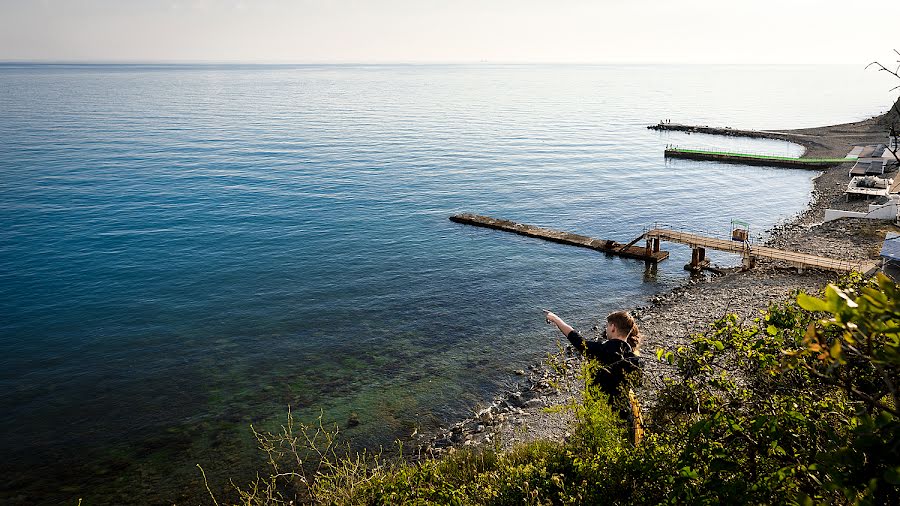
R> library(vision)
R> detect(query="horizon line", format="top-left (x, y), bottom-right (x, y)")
top-left (0, 60), bottom-right (868, 66)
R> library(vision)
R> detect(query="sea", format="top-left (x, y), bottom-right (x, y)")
top-left (0, 63), bottom-right (891, 504)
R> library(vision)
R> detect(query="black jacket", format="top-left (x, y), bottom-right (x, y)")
top-left (566, 330), bottom-right (642, 402)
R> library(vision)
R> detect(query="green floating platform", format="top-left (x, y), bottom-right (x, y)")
top-left (665, 147), bottom-right (853, 168)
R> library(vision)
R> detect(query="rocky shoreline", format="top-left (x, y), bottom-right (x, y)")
top-left (418, 103), bottom-right (900, 457)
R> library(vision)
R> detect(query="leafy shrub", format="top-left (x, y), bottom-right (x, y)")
top-left (207, 274), bottom-right (900, 505)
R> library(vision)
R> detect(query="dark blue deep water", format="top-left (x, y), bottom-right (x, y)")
top-left (0, 64), bottom-right (890, 503)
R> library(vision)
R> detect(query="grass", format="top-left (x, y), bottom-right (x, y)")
top-left (204, 277), bottom-right (900, 504)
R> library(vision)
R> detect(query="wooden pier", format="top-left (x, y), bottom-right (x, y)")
top-left (645, 228), bottom-right (876, 273)
top-left (449, 214), bottom-right (669, 262)
top-left (449, 214), bottom-right (874, 274)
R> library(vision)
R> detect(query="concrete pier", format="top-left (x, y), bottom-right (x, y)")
top-left (648, 122), bottom-right (789, 140)
top-left (449, 214), bottom-right (669, 263)
top-left (664, 147), bottom-right (849, 169)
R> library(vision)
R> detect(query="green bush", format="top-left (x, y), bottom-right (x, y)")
top-left (207, 274), bottom-right (900, 505)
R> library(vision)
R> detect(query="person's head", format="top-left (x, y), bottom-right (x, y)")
top-left (606, 311), bottom-right (641, 353)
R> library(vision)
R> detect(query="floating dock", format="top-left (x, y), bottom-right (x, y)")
top-left (664, 147), bottom-right (851, 169)
top-left (449, 214), bottom-right (669, 262)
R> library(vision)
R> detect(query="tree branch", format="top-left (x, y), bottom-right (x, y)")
top-left (805, 367), bottom-right (900, 417)
top-left (867, 50), bottom-right (900, 163)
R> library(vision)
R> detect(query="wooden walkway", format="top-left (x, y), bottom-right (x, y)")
top-left (645, 228), bottom-right (875, 273)
top-left (448, 214), bottom-right (874, 273)
top-left (450, 214), bottom-right (669, 262)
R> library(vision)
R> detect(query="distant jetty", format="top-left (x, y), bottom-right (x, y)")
top-left (648, 121), bottom-right (793, 140)
top-left (649, 121), bottom-right (853, 168)
top-left (449, 214), bottom-right (669, 262)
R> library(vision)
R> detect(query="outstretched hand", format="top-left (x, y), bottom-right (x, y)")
top-left (543, 310), bottom-right (573, 337)
top-left (543, 310), bottom-right (557, 324)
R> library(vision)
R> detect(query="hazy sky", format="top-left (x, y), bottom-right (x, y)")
top-left (0, 0), bottom-right (896, 64)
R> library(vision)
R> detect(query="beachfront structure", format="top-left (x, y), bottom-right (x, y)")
top-left (879, 232), bottom-right (900, 270)
top-left (826, 171), bottom-right (900, 222)
top-left (847, 145), bottom-right (887, 177)
top-left (827, 144), bottom-right (900, 220)
top-left (824, 200), bottom-right (900, 223)
top-left (846, 144), bottom-right (896, 177)
top-left (846, 144), bottom-right (889, 159)
top-left (849, 159), bottom-right (887, 177)
top-left (845, 176), bottom-right (891, 201)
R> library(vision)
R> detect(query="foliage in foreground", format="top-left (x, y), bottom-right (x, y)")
top-left (209, 273), bottom-right (900, 505)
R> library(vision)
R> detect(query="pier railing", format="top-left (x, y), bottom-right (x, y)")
top-left (643, 223), bottom-right (872, 273)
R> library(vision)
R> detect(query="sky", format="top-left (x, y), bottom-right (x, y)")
top-left (0, 0), bottom-right (896, 64)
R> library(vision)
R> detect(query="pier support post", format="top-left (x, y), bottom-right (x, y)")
top-left (691, 247), bottom-right (700, 267)
top-left (685, 246), bottom-right (710, 272)
top-left (652, 238), bottom-right (660, 252)
top-left (742, 255), bottom-right (756, 270)
top-left (643, 261), bottom-right (658, 280)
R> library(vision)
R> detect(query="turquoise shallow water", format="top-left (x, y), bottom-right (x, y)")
top-left (0, 64), bottom-right (890, 503)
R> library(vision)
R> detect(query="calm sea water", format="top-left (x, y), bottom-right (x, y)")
top-left (0, 64), bottom-right (890, 504)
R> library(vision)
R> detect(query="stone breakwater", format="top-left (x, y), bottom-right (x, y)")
top-left (647, 122), bottom-right (806, 143)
